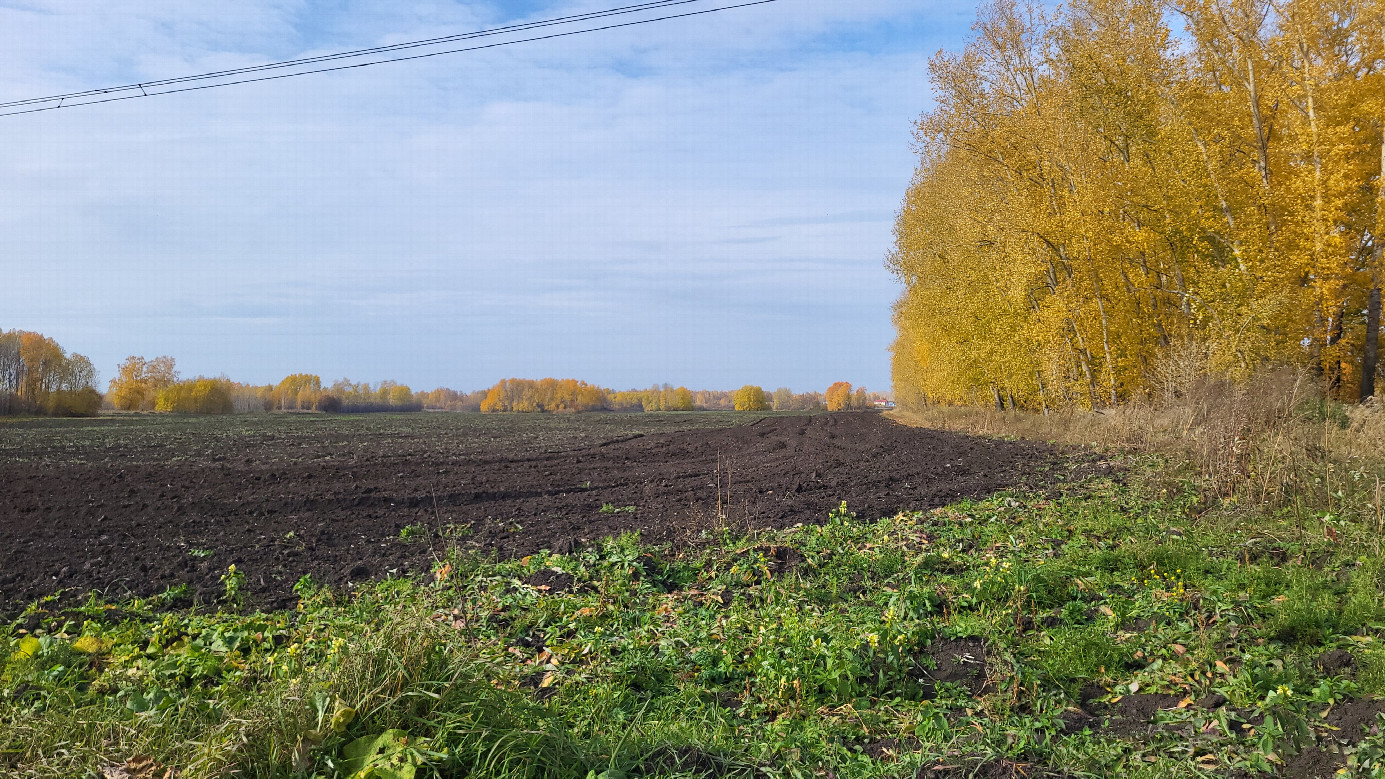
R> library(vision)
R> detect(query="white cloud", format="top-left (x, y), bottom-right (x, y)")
top-left (0, 0), bottom-right (970, 391)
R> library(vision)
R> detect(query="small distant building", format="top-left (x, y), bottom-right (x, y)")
top-left (873, 399), bottom-right (896, 410)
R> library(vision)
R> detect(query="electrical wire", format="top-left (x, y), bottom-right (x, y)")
top-left (0, 0), bottom-right (780, 118)
top-left (1, 0), bottom-right (702, 109)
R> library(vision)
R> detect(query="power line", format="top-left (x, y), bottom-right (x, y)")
top-left (0, 0), bottom-right (780, 118)
top-left (1, 0), bottom-right (703, 110)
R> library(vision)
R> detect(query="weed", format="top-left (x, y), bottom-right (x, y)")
top-left (219, 564), bottom-right (245, 607)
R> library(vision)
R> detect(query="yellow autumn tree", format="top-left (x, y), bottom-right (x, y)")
top-left (271, 374), bottom-right (322, 411)
top-left (891, 0), bottom-right (1385, 409)
top-left (0, 330), bottom-right (101, 416)
top-left (732, 385), bottom-right (769, 411)
top-left (108, 355), bottom-right (178, 412)
top-left (480, 378), bottom-right (610, 413)
top-left (825, 381), bottom-right (853, 411)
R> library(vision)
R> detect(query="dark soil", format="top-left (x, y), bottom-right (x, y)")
top-left (1316, 649), bottom-right (1356, 676)
top-left (860, 737), bottom-right (924, 761)
top-left (1097, 693), bottom-right (1183, 736)
top-left (1077, 692), bottom-right (1184, 736)
top-left (1275, 698), bottom-right (1384, 779)
top-left (915, 637), bottom-right (990, 697)
top-left (1281, 746), bottom-right (1344, 779)
top-left (1325, 697), bottom-right (1385, 743)
top-left (0, 411), bottom-right (1062, 613)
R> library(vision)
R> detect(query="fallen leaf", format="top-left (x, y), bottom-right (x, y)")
top-left (539, 672), bottom-right (556, 689)
top-left (1172, 644), bottom-right (1187, 656)
top-left (103, 756), bottom-right (179, 779)
top-left (1177, 696), bottom-right (1194, 708)
top-left (1098, 605), bottom-right (1115, 617)
top-left (1129, 681), bottom-right (1140, 693)
top-left (73, 635), bottom-right (113, 654)
top-left (1215, 661), bottom-right (1231, 674)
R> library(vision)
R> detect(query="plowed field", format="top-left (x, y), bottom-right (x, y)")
top-left (0, 411), bottom-right (1064, 612)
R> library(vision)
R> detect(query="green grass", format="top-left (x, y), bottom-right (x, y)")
top-left (4, 470), bottom-right (1385, 778)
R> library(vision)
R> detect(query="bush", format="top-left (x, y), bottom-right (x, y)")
top-left (155, 379), bottom-right (234, 414)
top-left (45, 388), bottom-right (101, 417)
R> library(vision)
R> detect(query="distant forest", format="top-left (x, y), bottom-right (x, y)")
top-left (0, 330), bottom-right (884, 417)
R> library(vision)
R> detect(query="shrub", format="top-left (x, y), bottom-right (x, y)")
top-left (155, 378), bottom-right (234, 414)
top-left (45, 388), bottom-right (101, 417)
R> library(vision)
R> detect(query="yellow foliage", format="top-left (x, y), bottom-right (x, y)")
top-left (0, 330), bottom-right (101, 416)
top-left (825, 381), bottom-right (853, 412)
top-left (609, 384), bottom-right (696, 412)
top-left (71, 636), bottom-right (113, 654)
top-left (732, 385), bottom-right (769, 412)
top-left (13, 637), bottom-right (40, 661)
top-left (108, 355), bottom-right (178, 412)
top-left (891, 0), bottom-right (1385, 409)
top-left (480, 378), bottom-right (610, 413)
top-left (272, 373), bottom-right (322, 411)
top-left (155, 378), bottom-right (235, 414)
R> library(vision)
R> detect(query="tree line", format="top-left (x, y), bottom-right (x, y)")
top-left (890, 0), bottom-right (1384, 410)
top-left (476, 380), bottom-right (859, 414)
top-left (0, 330), bottom-right (101, 416)
top-left (106, 360), bottom-right (427, 414)
top-left (0, 332), bottom-right (888, 417)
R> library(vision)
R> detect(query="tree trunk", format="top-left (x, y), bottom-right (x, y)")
top-left (1367, 121), bottom-right (1385, 401)
top-left (991, 383), bottom-right (1004, 412)
top-left (1070, 321), bottom-right (1099, 409)
top-left (1092, 271), bottom-right (1119, 407)
top-left (1325, 307), bottom-right (1344, 397)
top-left (1362, 285), bottom-right (1381, 401)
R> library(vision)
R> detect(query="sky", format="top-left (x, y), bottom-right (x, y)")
top-left (0, 0), bottom-right (974, 394)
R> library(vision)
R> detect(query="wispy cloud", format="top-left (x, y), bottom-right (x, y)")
top-left (0, 0), bottom-right (969, 392)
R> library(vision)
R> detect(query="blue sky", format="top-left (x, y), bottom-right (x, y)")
top-left (0, 0), bottom-right (973, 394)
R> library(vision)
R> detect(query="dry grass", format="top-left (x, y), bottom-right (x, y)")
top-left (892, 365), bottom-right (1385, 528)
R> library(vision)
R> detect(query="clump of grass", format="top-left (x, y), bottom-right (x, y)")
top-left (893, 363), bottom-right (1385, 529)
